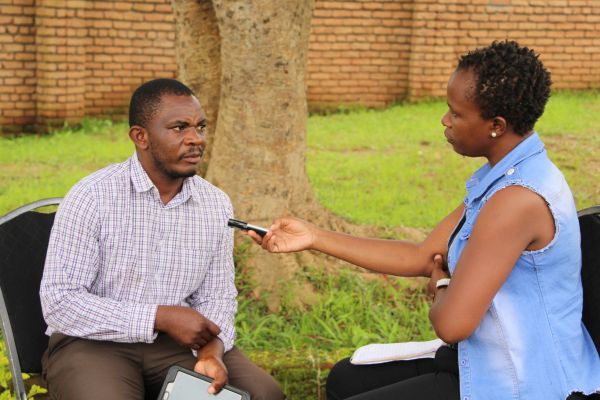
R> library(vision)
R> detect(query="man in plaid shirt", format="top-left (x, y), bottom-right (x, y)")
top-left (40, 78), bottom-right (283, 400)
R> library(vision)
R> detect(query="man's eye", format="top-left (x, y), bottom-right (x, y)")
top-left (173, 125), bottom-right (186, 132)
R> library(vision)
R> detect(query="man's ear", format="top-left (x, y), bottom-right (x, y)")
top-left (129, 126), bottom-right (149, 150)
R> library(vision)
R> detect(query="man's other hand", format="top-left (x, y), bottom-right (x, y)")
top-left (194, 354), bottom-right (228, 394)
top-left (155, 305), bottom-right (221, 349)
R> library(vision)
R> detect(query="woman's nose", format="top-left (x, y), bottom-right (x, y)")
top-left (441, 111), bottom-right (450, 127)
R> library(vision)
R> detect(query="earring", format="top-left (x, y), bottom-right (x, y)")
top-left (490, 131), bottom-right (497, 138)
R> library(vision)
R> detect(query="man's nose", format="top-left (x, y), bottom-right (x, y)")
top-left (184, 127), bottom-right (206, 146)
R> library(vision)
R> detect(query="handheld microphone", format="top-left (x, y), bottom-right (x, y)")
top-left (227, 218), bottom-right (268, 238)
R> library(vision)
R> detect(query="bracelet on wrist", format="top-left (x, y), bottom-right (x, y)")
top-left (435, 278), bottom-right (451, 289)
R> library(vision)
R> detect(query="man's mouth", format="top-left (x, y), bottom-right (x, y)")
top-left (182, 150), bottom-right (204, 163)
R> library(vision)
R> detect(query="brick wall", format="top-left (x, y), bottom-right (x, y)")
top-left (0, 0), bottom-right (36, 129)
top-left (84, 1), bottom-right (176, 117)
top-left (2, 0), bottom-right (600, 132)
top-left (0, 0), bottom-right (176, 133)
top-left (308, 0), bottom-right (414, 109)
top-left (308, 0), bottom-right (600, 108)
top-left (405, 0), bottom-right (600, 100)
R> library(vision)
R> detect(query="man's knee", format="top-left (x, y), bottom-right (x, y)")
top-left (44, 336), bottom-right (144, 400)
top-left (246, 378), bottom-right (285, 400)
top-left (224, 347), bottom-right (285, 400)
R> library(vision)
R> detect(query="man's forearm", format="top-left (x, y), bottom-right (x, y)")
top-left (41, 287), bottom-right (157, 343)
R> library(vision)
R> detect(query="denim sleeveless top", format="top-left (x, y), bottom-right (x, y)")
top-left (447, 133), bottom-right (600, 400)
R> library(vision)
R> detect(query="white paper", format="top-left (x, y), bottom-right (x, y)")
top-left (350, 338), bottom-right (444, 365)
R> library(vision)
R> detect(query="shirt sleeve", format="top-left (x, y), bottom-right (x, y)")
top-left (187, 199), bottom-right (237, 352)
top-left (39, 183), bottom-right (157, 343)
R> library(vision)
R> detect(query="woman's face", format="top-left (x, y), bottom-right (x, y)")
top-left (441, 68), bottom-right (494, 158)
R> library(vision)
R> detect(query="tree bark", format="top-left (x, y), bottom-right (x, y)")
top-left (206, 0), bottom-right (314, 217)
top-left (171, 0), bottom-right (221, 176)
top-left (172, 0), bottom-right (383, 306)
top-left (206, 0), bottom-right (324, 303)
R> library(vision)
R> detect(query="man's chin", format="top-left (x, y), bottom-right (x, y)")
top-left (166, 167), bottom-right (198, 179)
top-left (180, 169), bottom-right (198, 178)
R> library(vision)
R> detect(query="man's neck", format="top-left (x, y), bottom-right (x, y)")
top-left (155, 178), bottom-right (184, 205)
top-left (137, 155), bottom-right (186, 205)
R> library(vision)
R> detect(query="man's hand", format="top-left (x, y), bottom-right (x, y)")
top-left (194, 354), bottom-right (228, 394)
top-left (154, 306), bottom-right (221, 349)
top-left (194, 338), bottom-right (227, 394)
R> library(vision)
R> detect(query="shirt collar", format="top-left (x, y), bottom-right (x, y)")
top-left (465, 132), bottom-right (545, 204)
top-left (130, 152), bottom-right (154, 193)
top-left (129, 153), bottom-right (194, 206)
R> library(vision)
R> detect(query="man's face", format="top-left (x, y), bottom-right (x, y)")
top-left (441, 69), bottom-right (492, 158)
top-left (144, 94), bottom-right (207, 180)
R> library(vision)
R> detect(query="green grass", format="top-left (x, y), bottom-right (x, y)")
top-left (1, 91), bottom-right (599, 399)
top-left (234, 247), bottom-right (434, 353)
top-left (307, 91), bottom-right (600, 229)
top-left (232, 243), bottom-right (434, 399)
top-left (0, 119), bottom-right (132, 214)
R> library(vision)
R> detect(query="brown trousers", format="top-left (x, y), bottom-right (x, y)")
top-left (42, 333), bottom-right (284, 400)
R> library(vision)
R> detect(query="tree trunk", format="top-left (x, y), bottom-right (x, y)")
top-left (171, 0), bottom-right (221, 177)
top-left (172, 0), bottom-right (400, 306)
top-left (206, 0), bottom-right (315, 217)
top-left (207, 0), bottom-right (324, 303)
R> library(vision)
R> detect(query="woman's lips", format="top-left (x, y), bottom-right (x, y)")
top-left (444, 130), bottom-right (453, 143)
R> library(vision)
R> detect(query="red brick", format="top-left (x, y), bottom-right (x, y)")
top-left (2, 0), bottom-right (600, 130)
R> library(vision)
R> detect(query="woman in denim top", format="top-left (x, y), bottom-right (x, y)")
top-left (250, 41), bottom-right (600, 399)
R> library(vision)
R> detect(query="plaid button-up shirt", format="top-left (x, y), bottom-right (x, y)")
top-left (40, 154), bottom-right (237, 351)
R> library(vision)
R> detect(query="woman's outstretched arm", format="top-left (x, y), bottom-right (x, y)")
top-left (251, 204), bottom-right (465, 278)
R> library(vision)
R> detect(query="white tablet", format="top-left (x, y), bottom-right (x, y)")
top-left (158, 366), bottom-right (251, 400)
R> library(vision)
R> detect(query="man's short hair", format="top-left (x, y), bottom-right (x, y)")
top-left (128, 78), bottom-right (194, 128)
top-left (457, 40), bottom-right (552, 135)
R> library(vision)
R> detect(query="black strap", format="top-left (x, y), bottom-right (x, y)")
top-left (448, 214), bottom-right (466, 249)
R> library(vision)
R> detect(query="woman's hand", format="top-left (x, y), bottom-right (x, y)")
top-left (427, 254), bottom-right (450, 297)
top-left (247, 217), bottom-right (317, 253)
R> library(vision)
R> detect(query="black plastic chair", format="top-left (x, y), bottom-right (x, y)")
top-left (0, 198), bottom-right (61, 400)
top-left (579, 205), bottom-right (600, 357)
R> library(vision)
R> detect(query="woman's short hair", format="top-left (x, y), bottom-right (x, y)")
top-left (457, 40), bottom-right (552, 135)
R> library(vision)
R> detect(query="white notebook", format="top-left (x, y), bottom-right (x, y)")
top-left (350, 338), bottom-right (444, 365)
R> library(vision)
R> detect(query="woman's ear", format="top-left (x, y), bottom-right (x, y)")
top-left (129, 126), bottom-right (149, 150)
top-left (491, 117), bottom-right (508, 137)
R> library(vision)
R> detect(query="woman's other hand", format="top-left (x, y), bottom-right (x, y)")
top-left (427, 254), bottom-right (450, 297)
top-left (247, 217), bottom-right (317, 253)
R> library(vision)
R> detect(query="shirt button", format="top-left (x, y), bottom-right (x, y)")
top-left (463, 397), bottom-right (469, 400)
top-left (460, 359), bottom-right (467, 366)
top-left (506, 168), bottom-right (515, 176)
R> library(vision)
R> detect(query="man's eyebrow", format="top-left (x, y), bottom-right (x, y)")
top-left (198, 118), bottom-right (207, 126)
top-left (168, 119), bottom-right (190, 126)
